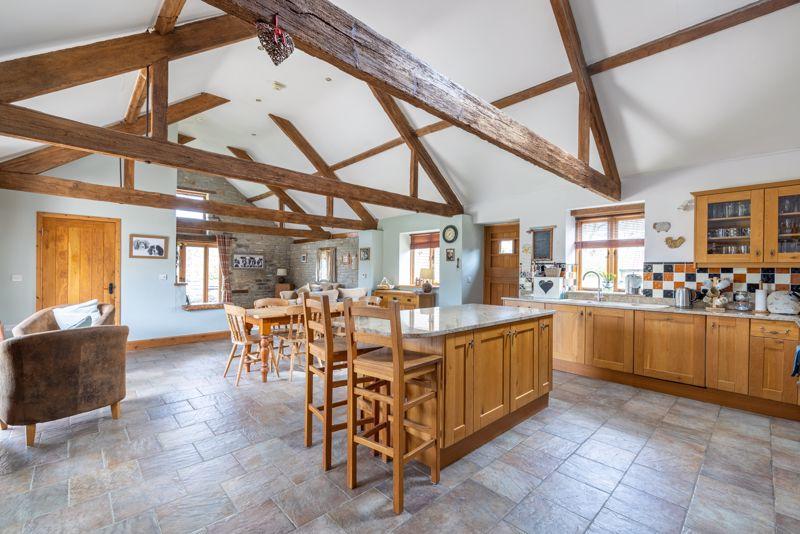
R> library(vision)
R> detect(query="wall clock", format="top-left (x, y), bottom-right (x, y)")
top-left (442, 225), bottom-right (458, 243)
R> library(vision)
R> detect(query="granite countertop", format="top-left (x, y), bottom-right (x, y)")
top-left (504, 295), bottom-right (800, 323)
top-left (349, 303), bottom-right (553, 338)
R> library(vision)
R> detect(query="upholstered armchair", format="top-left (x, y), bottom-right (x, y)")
top-left (0, 305), bottom-right (127, 446)
top-left (11, 303), bottom-right (115, 337)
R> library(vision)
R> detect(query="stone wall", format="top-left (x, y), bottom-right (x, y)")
top-left (288, 237), bottom-right (360, 288)
top-left (178, 171), bottom-right (292, 307)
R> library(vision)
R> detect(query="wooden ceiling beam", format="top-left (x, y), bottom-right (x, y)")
top-left (0, 171), bottom-right (363, 230)
top-left (124, 69), bottom-right (149, 125)
top-left (226, 146), bottom-right (327, 233)
top-left (154, 0), bottom-right (188, 34)
top-left (324, 0), bottom-right (796, 176)
top-left (370, 88), bottom-right (462, 209)
top-left (177, 217), bottom-right (328, 239)
top-left (148, 60), bottom-right (169, 140)
top-left (246, 190), bottom-right (275, 202)
top-left (204, 0), bottom-right (618, 200)
top-left (0, 15), bottom-right (252, 103)
top-left (409, 150), bottom-right (418, 198)
top-left (0, 103), bottom-right (457, 215)
top-left (268, 114), bottom-right (378, 225)
top-left (0, 93), bottom-right (228, 174)
top-left (177, 133), bottom-right (195, 145)
top-left (577, 94), bottom-right (591, 164)
top-left (551, 0), bottom-right (619, 182)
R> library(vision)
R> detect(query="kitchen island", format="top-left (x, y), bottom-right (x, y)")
top-left (349, 304), bottom-right (554, 467)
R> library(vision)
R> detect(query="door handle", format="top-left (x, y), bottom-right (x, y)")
top-left (108, 282), bottom-right (115, 295)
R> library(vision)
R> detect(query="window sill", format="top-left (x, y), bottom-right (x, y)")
top-left (182, 303), bottom-right (223, 311)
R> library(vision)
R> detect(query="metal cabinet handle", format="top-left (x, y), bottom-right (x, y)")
top-left (587, 311), bottom-right (592, 317)
top-left (755, 249), bottom-right (761, 257)
top-left (540, 323), bottom-right (549, 331)
top-left (579, 310), bottom-right (584, 317)
top-left (710, 322), bottom-right (716, 329)
top-left (770, 249), bottom-right (776, 257)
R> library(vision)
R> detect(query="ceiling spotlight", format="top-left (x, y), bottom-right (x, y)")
top-left (272, 81), bottom-right (287, 91)
top-left (325, 77), bottom-right (332, 82)
top-left (251, 133), bottom-right (257, 137)
top-left (255, 98), bottom-right (262, 102)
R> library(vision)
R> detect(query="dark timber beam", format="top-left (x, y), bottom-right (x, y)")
top-left (551, 0), bottom-right (619, 181)
top-left (0, 171), bottom-right (358, 231)
top-left (177, 217), bottom-right (328, 239)
top-left (0, 15), bottom-right (253, 103)
top-left (204, 0), bottom-right (619, 200)
top-left (154, 0), bottom-right (188, 34)
top-left (269, 114), bottom-right (378, 225)
top-left (0, 93), bottom-right (228, 174)
top-left (226, 146), bottom-right (327, 233)
top-left (370, 88), bottom-right (462, 209)
top-left (324, 0), bottom-right (797, 176)
top-left (0, 103), bottom-right (458, 216)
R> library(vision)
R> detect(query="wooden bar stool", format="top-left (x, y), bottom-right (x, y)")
top-left (224, 304), bottom-right (273, 386)
top-left (343, 300), bottom-right (442, 514)
top-left (274, 304), bottom-right (306, 381)
top-left (302, 294), bottom-right (377, 470)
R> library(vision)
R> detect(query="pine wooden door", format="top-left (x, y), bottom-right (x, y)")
top-left (509, 320), bottom-right (539, 410)
top-left (706, 316), bottom-right (749, 394)
top-left (473, 325), bottom-right (510, 430)
top-left (483, 223), bottom-right (519, 305)
top-left (585, 307), bottom-right (634, 373)
top-left (37, 213), bottom-right (121, 318)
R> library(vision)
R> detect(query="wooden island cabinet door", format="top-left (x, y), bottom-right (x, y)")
top-left (634, 312), bottom-right (706, 386)
top-left (443, 332), bottom-right (474, 447)
top-left (538, 317), bottom-right (553, 394)
top-left (585, 307), bottom-right (634, 373)
top-left (509, 320), bottom-right (539, 411)
top-left (544, 304), bottom-right (585, 363)
top-left (749, 336), bottom-right (798, 404)
top-left (706, 317), bottom-right (749, 394)
top-left (473, 325), bottom-right (510, 430)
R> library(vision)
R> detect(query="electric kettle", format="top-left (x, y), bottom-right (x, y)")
top-left (674, 287), bottom-right (697, 309)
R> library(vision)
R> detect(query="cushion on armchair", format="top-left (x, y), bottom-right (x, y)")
top-left (52, 299), bottom-right (101, 329)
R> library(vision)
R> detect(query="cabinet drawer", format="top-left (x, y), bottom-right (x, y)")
top-left (750, 320), bottom-right (798, 340)
top-left (401, 296), bottom-right (416, 304)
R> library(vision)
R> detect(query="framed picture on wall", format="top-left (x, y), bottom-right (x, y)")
top-left (129, 234), bottom-right (169, 259)
top-left (232, 254), bottom-right (265, 269)
top-left (530, 226), bottom-right (555, 261)
top-left (445, 248), bottom-right (456, 262)
top-left (359, 248), bottom-right (370, 261)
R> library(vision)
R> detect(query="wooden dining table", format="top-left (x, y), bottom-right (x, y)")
top-left (245, 302), bottom-right (344, 382)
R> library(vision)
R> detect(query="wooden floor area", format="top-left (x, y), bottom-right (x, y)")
top-left (0, 339), bottom-right (798, 533)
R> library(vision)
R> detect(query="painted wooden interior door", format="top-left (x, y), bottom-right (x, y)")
top-left (483, 223), bottom-right (519, 305)
top-left (37, 213), bottom-right (120, 317)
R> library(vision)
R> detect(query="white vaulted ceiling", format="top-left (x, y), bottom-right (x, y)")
top-left (1, 0), bottom-right (799, 230)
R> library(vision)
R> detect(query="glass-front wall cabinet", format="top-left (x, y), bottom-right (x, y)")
top-left (695, 190), bottom-right (763, 264)
top-left (765, 185), bottom-right (800, 262)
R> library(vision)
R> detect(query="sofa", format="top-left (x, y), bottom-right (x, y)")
top-left (1, 304), bottom-right (127, 446)
top-left (279, 285), bottom-right (369, 303)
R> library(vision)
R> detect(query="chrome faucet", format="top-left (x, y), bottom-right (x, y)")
top-left (583, 271), bottom-right (603, 301)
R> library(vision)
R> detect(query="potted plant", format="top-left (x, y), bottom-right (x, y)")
top-left (600, 272), bottom-right (616, 292)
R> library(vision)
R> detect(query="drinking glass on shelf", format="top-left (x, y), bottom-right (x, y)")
top-left (737, 202), bottom-right (749, 217)
top-left (725, 203), bottom-right (736, 218)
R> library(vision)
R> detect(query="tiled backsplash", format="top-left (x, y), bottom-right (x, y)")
top-left (642, 262), bottom-right (800, 298)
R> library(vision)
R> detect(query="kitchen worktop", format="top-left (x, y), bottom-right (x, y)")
top-left (504, 295), bottom-right (800, 323)
top-left (349, 303), bottom-right (553, 338)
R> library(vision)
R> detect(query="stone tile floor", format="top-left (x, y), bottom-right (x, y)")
top-left (2, 339), bottom-right (800, 533)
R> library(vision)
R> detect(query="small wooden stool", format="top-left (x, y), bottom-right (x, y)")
top-left (343, 300), bottom-right (442, 514)
top-left (302, 295), bottom-right (377, 470)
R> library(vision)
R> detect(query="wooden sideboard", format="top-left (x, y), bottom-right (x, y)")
top-left (373, 289), bottom-right (435, 309)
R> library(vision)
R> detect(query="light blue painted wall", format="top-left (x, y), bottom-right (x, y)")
top-left (0, 127), bottom-right (227, 340)
top-left (377, 213), bottom-right (484, 306)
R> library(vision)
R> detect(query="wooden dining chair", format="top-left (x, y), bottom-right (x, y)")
top-left (273, 304), bottom-right (306, 382)
top-left (343, 300), bottom-right (443, 514)
top-left (302, 294), bottom-right (378, 470)
top-left (224, 304), bottom-right (273, 386)
top-left (254, 297), bottom-right (290, 308)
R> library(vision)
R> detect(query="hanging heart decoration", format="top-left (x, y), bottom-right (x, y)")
top-left (256, 15), bottom-right (295, 66)
top-left (539, 280), bottom-right (554, 293)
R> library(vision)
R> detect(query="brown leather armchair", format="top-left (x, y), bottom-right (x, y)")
top-left (0, 305), bottom-right (127, 446)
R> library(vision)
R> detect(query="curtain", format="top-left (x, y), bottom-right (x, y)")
top-left (216, 234), bottom-right (234, 303)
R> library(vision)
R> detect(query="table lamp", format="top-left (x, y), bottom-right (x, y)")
top-left (276, 268), bottom-right (288, 283)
